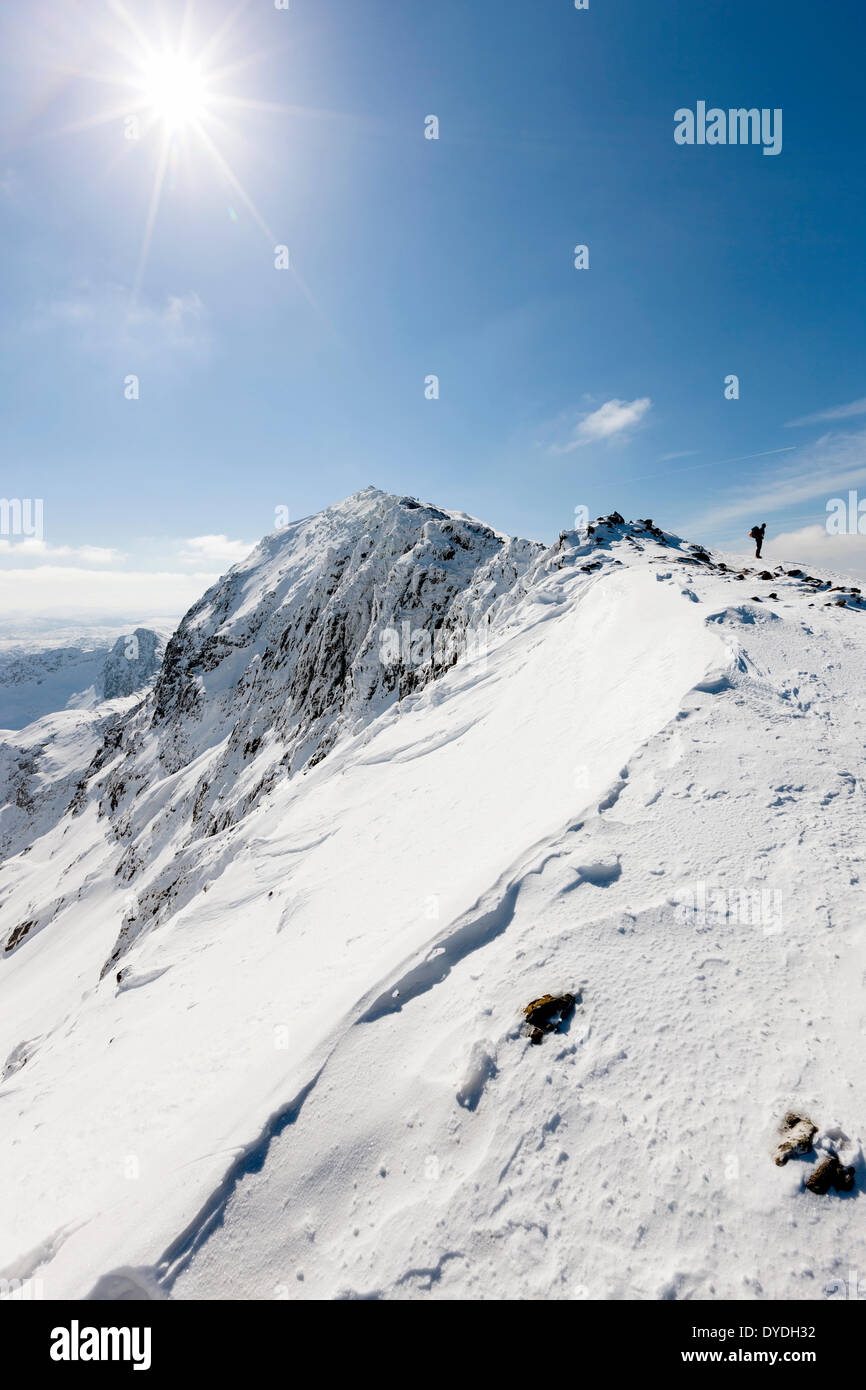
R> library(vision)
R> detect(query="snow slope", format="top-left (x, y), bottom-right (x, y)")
top-left (0, 495), bottom-right (863, 1302)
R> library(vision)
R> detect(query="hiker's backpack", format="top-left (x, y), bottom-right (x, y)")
top-left (749, 527), bottom-right (759, 539)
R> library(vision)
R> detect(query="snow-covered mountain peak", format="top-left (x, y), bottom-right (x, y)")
top-left (136, 488), bottom-right (542, 791)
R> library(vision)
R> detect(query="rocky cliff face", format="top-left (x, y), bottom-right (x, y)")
top-left (102, 629), bottom-right (164, 700)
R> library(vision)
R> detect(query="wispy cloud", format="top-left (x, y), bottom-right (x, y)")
top-left (657, 449), bottom-right (699, 463)
top-left (550, 397), bottom-right (652, 454)
top-left (785, 397), bottom-right (866, 428)
top-left (687, 428), bottom-right (866, 534)
top-left (627, 446), bottom-right (796, 487)
top-left (0, 538), bottom-right (124, 564)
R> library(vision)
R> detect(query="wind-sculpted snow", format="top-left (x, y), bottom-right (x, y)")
top-left (1, 495), bottom-right (865, 1302)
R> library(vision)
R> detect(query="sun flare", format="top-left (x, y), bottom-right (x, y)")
top-left (45, 3), bottom-right (309, 298)
top-left (139, 52), bottom-right (211, 132)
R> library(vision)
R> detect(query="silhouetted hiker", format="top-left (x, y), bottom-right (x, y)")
top-left (749, 523), bottom-right (766, 559)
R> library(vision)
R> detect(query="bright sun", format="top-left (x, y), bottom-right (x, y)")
top-left (56, 8), bottom-right (291, 297)
top-left (140, 53), bottom-right (210, 131)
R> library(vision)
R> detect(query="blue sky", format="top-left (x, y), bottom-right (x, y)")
top-left (2, 0), bottom-right (866, 617)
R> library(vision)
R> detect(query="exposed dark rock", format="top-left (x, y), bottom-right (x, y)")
top-left (5, 919), bottom-right (36, 952)
top-left (774, 1112), bottom-right (817, 1166)
top-left (806, 1155), bottom-right (855, 1195)
top-left (523, 992), bottom-right (576, 1045)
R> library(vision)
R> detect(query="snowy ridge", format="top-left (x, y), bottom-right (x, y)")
top-left (0, 494), bottom-right (864, 1301)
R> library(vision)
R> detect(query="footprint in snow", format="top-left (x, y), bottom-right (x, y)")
top-left (456, 1040), bottom-right (497, 1111)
